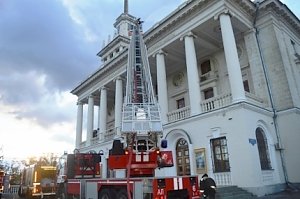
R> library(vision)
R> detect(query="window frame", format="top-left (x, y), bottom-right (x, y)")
top-left (211, 137), bottom-right (230, 172)
top-left (200, 60), bottom-right (211, 75)
top-left (176, 138), bottom-right (191, 176)
top-left (256, 127), bottom-right (272, 170)
top-left (176, 98), bottom-right (185, 109)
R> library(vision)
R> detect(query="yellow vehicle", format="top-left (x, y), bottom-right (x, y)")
top-left (18, 164), bottom-right (56, 199)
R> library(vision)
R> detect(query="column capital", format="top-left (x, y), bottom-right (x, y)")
top-left (113, 76), bottom-right (125, 82)
top-left (180, 31), bottom-right (197, 41)
top-left (153, 49), bottom-right (167, 57)
top-left (76, 101), bottom-right (83, 105)
top-left (99, 86), bottom-right (107, 91)
top-left (88, 94), bottom-right (96, 99)
top-left (214, 8), bottom-right (233, 21)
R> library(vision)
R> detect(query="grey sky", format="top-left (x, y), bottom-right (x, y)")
top-left (0, 0), bottom-right (298, 159)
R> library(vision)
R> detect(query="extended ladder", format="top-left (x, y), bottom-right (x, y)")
top-left (122, 19), bottom-right (163, 151)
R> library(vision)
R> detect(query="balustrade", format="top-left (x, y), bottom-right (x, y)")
top-left (201, 93), bottom-right (232, 112)
top-left (83, 93), bottom-right (265, 145)
top-left (167, 106), bottom-right (191, 122)
top-left (213, 172), bottom-right (232, 186)
top-left (167, 92), bottom-right (266, 123)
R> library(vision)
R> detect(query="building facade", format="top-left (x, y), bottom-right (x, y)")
top-left (71, 0), bottom-right (300, 196)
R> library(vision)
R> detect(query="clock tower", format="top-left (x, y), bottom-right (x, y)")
top-left (114, 0), bottom-right (136, 37)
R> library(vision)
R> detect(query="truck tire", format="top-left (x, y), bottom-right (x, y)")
top-left (57, 183), bottom-right (67, 199)
top-left (116, 189), bottom-right (129, 199)
top-left (98, 189), bottom-right (112, 199)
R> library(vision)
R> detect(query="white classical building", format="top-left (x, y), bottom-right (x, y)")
top-left (71, 0), bottom-right (300, 196)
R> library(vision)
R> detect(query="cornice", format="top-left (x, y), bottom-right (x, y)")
top-left (97, 35), bottom-right (130, 57)
top-left (113, 13), bottom-right (136, 27)
top-left (257, 0), bottom-right (300, 36)
top-left (71, 49), bottom-right (128, 95)
top-left (144, 0), bottom-right (209, 45)
top-left (145, 0), bottom-right (257, 46)
top-left (144, 0), bottom-right (300, 45)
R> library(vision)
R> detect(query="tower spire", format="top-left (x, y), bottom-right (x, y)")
top-left (124, 0), bottom-right (128, 14)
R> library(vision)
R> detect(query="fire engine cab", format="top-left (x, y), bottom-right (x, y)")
top-left (57, 19), bottom-right (201, 199)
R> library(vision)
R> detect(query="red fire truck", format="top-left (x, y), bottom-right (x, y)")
top-left (58, 19), bottom-right (201, 199)
top-left (18, 164), bottom-right (57, 199)
top-left (56, 146), bottom-right (199, 199)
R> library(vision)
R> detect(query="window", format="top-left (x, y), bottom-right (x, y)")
top-left (176, 138), bottom-right (190, 176)
top-left (204, 88), bottom-right (214, 100)
top-left (92, 129), bottom-right (98, 138)
top-left (128, 24), bottom-right (134, 31)
top-left (243, 80), bottom-right (250, 92)
top-left (242, 67), bottom-right (252, 93)
top-left (200, 60), bottom-right (211, 74)
top-left (256, 128), bottom-right (272, 170)
top-left (176, 98), bottom-right (185, 109)
top-left (211, 137), bottom-right (230, 172)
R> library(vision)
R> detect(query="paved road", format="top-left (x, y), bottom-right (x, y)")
top-left (2, 190), bottom-right (300, 199)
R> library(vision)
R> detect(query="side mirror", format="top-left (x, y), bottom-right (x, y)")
top-left (161, 139), bottom-right (168, 148)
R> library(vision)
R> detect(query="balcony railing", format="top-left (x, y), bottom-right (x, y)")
top-left (201, 93), bottom-right (232, 112)
top-left (83, 92), bottom-right (265, 146)
top-left (103, 127), bottom-right (117, 141)
top-left (86, 128), bottom-right (117, 146)
top-left (167, 106), bottom-right (191, 122)
top-left (167, 92), bottom-right (265, 123)
top-left (213, 172), bottom-right (232, 186)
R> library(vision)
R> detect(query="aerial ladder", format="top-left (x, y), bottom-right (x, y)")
top-left (122, 19), bottom-right (163, 151)
top-left (108, 19), bottom-right (170, 177)
top-left (107, 19), bottom-right (200, 199)
top-left (57, 19), bottom-right (200, 199)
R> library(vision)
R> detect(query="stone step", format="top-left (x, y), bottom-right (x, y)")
top-left (215, 186), bottom-right (257, 199)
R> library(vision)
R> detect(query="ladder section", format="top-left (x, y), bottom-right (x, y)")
top-left (122, 20), bottom-right (162, 147)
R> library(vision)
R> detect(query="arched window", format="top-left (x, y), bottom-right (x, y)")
top-left (176, 138), bottom-right (191, 176)
top-left (256, 127), bottom-right (272, 170)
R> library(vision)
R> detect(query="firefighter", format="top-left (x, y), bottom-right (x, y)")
top-left (199, 174), bottom-right (216, 199)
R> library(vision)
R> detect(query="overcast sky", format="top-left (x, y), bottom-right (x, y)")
top-left (0, 0), bottom-right (299, 160)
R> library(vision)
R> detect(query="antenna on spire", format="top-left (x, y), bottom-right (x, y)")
top-left (124, 0), bottom-right (128, 14)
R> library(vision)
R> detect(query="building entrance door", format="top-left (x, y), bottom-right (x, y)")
top-left (176, 138), bottom-right (191, 176)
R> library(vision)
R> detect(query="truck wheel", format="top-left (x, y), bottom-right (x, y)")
top-left (116, 189), bottom-right (129, 199)
top-left (67, 194), bottom-right (79, 199)
top-left (58, 192), bottom-right (66, 199)
top-left (98, 189), bottom-right (111, 199)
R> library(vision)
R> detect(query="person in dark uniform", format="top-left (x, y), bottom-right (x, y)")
top-left (199, 173), bottom-right (217, 199)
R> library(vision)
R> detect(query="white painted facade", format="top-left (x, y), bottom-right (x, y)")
top-left (71, 0), bottom-right (300, 196)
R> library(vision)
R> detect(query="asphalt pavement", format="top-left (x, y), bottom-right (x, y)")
top-left (2, 190), bottom-right (300, 199)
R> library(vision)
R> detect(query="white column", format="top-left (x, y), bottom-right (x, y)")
top-left (75, 101), bottom-right (83, 149)
top-left (102, 158), bottom-right (108, 179)
top-left (114, 77), bottom-right (123, 136)
top-left (97, 100), bottom-right (101, 131)
top-left (182, 32), bottom-right (202, 115)
top-left (188, 144), bottom-right (196, 175)
top-left (213, 86), bottom-right (218, 96)
top-left (99, 87), bottom-right (107, 141)
top-left (155, 50), bottom-right (169, 124)
top-left (219, 12), bottom-right (246, 102)
top-left (87, 95), bottom-right (94, 146)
